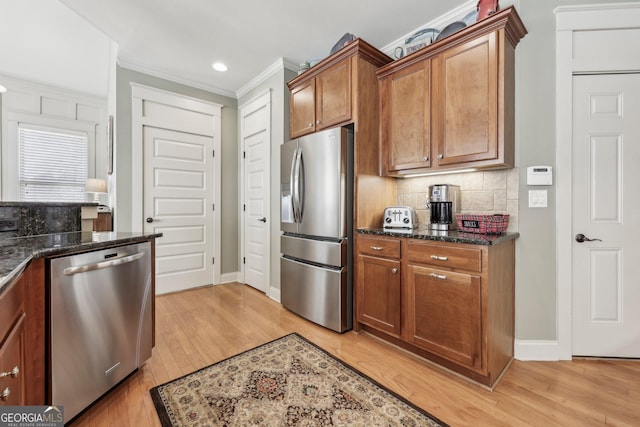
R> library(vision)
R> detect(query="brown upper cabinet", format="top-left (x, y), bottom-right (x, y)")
top-left (290, 59), bottom-right (351, 138)
top-left (287, 39), bottom-right (392, 140)
top-left (377, 7), bottom-right (527, 176)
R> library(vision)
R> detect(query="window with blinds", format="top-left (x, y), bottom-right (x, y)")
top-left (19, 126), bottom-right (89, 202)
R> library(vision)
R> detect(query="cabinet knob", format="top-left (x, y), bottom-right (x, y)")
top-left (0, 366), bottom-right (19, 378)
top-left (308, 122), bottom-right (313, 128)
top-left (391, 268), bottom-right (398, 274)
top-left (1, 387), bottom-right (9, 401)
top-left (437, 154), bottom-right (444, 159)
top-left (316, 120), bottom-right (321, 125)
top-left (423, 156), bottom-right (429, 162)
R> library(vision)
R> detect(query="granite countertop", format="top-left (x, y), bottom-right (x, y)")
top-left (0, 201), bottom-right (99, 207)
top-left (357, 227), bottom-right (519, 245)
top-left (0, 231), bottom-right (162, 293)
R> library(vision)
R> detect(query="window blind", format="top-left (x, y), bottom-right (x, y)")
top-left (19, 126), bottom-right (89, 202)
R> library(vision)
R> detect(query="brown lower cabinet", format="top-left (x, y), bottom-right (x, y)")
top-left (356, 234), bottom-right (515, 387)
top-left (0, 259), bottom-right (45, 405)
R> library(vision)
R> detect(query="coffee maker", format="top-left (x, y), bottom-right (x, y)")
top-left (427, 184), bottom-right (461, 231)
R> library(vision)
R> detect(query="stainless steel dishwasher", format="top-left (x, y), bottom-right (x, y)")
top-left (49, 241), bottom-right (153, 423)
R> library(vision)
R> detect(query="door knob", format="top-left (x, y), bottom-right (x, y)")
top-left (146, 217), bottom-right (154, 223)
top-left (575, 233), bottom-right (602, 243)
top-left (258, 217), bottom-right (267, 223)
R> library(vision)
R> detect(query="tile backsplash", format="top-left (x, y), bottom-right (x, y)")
top-left (396, 168), bottom-right (519, 232)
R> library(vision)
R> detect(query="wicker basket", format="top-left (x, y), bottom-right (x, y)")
top-left (456, 214), bottom-right (509, 234)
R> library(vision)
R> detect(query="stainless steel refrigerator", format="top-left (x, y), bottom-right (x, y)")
top-left (280, 126), bottom-right (353, 332)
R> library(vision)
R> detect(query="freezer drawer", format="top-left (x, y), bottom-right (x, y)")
top-left (281, 256), bottom-right (351, 332)
top-left (281, 234), bottom-right (346, 268)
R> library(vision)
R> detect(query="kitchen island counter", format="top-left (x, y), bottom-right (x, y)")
top-left (0, 231), bottom-right (162, 292)
top-left (357, 227), bottom-right (519, 245)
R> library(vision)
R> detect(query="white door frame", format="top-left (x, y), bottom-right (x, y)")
top-left (555, 3), bottom-right (640, 360)
top-left (131, 83), bottom-right (223, 285)
top-left (239, 89), bottom-right (271, 294)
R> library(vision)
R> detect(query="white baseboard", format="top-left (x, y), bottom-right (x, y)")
top-left (514, 339), bottom-right (563, 361)
top-left (268, 286), bottom-right (281, 303)
top-left (219, 271), bottom-right (240, 284)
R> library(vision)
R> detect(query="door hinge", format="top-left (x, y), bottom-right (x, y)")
top-left (243, 151), bottom-right (246, 159)
top-left (212, 149), bottom-right (215, 157)
top-left (243, 204), bottom-right (246, 212)
top-left (212, 257), bottom-right (215, 264)
top-left (212, 203), bottom-right (215, 211)
top-left (243, 257), bottom-right (246, 264)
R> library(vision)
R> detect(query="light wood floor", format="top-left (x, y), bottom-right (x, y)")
top-left (71, 282), bottom-right (640, 426)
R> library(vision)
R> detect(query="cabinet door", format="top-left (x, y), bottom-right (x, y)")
top-left (315, 58), bottom-right (351, 131)
top-left (356, 254), bottom-right (401, 336)
top-left (0, 314), bottom-right (26, 406)
top-left (290, 79), bottom-right (316, 138)
top-left (380, 60), bottom-right (431, 174)
top-left (433, 32), bottom-right (498, 166)
top-left (405, 264), bottom-right (483, 371)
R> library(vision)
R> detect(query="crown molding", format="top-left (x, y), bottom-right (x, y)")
top-left (235, 57), bottom-right (297, 99)
top-left (117, 59), bottom-right (237, 99)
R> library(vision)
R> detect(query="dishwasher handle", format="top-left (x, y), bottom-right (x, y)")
top-left (63, 252), bottom-right (145, 276)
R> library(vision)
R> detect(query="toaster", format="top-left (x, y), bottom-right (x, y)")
top-left (383, 206), bottom-right (417, 229)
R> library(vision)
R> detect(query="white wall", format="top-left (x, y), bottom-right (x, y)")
top-left (0, 0), bottom-right (111, 98)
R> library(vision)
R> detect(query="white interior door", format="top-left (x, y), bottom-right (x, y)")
top-left (572, 73), bottom-right (640, 357)
top-left (132, 85), bottom-right (221, 295)
top-left (144, 126), bottom-right (214, 294)
top-left (240, 92), bottom-right (271, 293)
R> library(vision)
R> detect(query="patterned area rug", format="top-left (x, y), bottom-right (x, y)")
top-left (150, 333), bottom-right (447, 426)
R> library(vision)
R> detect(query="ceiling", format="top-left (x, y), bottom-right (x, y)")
top-left (58, 0), bottom-right (472, 97)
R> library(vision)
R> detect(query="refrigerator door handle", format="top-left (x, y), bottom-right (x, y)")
top-left (292, 147), bottom-right (304, 223)
top-left (297, 148), bottom-right (305, 221)
top-left (290, 147), bottom-right (300, 223)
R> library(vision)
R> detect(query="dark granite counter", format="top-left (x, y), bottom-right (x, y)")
top-left (0, 231), bottom-right (162, 292)
top-left (357, 227), bottom-right (519, 246)
top-left (0, 202), bottom-right (99, 207)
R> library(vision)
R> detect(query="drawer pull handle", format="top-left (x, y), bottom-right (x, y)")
top-left (1, 387), bottom-right (9, 401)
top-left (430, 272), bottom-right (447, 280)
top-left (0, 366), bottom-right (19, 378)
top-left (391, 268), bottom-right (398, 274)
top-left (370, 246), bottom-right (384, 251)
top-left (430, 255), bottom-right (448, 261)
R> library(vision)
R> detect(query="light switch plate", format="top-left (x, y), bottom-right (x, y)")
top-left (529, 190), bottom-right (548, 208)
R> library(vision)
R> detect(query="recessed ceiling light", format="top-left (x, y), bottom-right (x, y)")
top-left (0, 85), bottom-right (7, 93)
top-left (212, 62), bottom-right (228, 72)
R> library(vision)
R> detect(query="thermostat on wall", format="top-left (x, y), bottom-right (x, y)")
top-left (527, 166), bottom-right (553, 186)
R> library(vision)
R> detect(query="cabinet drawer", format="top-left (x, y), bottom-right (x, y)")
top-left (407, 240), bottom-right (482, 272)
top-left (0, 275), bottom-right (25, 342)
top-left (357, 236), bottom-right (401, 259)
